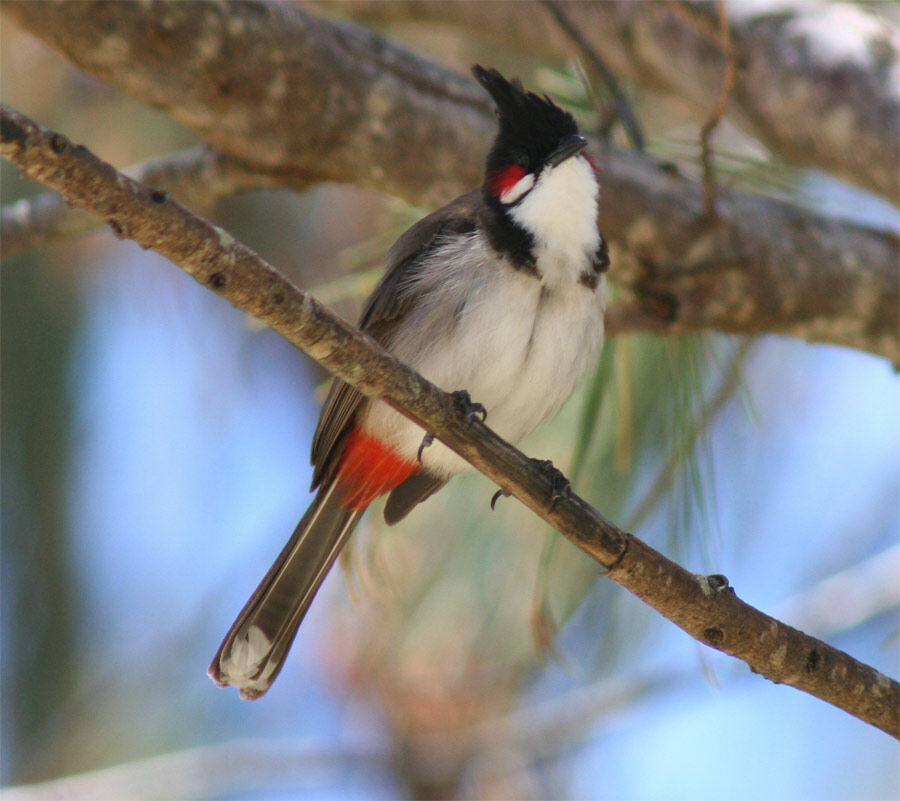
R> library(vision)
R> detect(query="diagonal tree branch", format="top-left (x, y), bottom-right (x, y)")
top-left (3, 0), bottom-right (897, 362)
top-left (3, 104), bottom-right (897, 738)
top-left (1, 145), bottom-right (284, 260)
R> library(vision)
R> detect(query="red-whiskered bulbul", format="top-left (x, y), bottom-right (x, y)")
top-left (209, 65), bottom-right (610, 698)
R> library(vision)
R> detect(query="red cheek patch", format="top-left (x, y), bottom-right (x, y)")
top-left (488, 165), bottom-right (526, 199)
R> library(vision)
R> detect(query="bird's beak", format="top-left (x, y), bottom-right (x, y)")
top-left (546, 134), bottom-right (587, 167)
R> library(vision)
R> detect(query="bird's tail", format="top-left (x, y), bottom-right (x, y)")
top-left (208, 482), bottom-right (362, 699)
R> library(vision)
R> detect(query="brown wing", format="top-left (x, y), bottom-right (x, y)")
top-left (309, 190), bottom-right (481, 489)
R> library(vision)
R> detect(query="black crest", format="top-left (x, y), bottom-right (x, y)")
top-left (472, 65), bottom-right (579, 172)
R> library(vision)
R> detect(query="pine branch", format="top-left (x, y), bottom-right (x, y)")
top-left (3, 104), bottom-right (897, 738)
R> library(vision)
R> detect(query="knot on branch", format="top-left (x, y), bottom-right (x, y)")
top-left (702, 626), bottom-right (725, 646)
top-left (697, 572), bottom-right (732, 598)
top-left (50, 132), bottom-right (69, 154)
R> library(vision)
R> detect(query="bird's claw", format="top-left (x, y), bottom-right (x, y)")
top-left (451, 390), bottom-right (487, 426)
top-left (530, 458), bottom-right (571, 512)
top-left (417, 432), bottom-right (435, 463)
top-left (417, 390), bottom-right (485, 463)
top-left (490, 488), bottom-right (511, 510)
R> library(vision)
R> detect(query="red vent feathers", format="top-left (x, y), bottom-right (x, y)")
top-left (335, 428), bottom-right (419, 510)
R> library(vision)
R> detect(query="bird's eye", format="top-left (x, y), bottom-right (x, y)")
top-left (513, 151), bottom-right (530, 170)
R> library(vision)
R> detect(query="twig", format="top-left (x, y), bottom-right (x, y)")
top-left (698, 0), bottom-right (737, 220)
top-left (541, 0), bottom-right (645, 151)
top-left (2, 104), bottom-right (897, 738)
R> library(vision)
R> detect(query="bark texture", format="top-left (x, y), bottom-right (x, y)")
top-left (3, 103), bottom-right (897, 737)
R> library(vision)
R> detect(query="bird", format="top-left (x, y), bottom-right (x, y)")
top-left (209, 65), bottom-right (610, 699)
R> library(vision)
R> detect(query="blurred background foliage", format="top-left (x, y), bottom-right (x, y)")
top-left (2, 8), bottom-right (899, 801)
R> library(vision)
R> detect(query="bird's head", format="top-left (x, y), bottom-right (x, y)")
top-left (473, 65), bottom-right (595, 208)
top-left (472, 65), bottom-right (600, 267)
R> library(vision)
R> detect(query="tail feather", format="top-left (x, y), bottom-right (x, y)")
top-left (209, 482), bottom-right (362, 699)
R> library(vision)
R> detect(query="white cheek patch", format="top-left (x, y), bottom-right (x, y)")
top-left (500, 172), bottom-right (535, 205)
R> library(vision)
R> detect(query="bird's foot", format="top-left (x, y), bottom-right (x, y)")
top-left (530, 458), bottom-right (571, 512)
top-left (417, 392), bottom-right (485, 463)
top-left (451, 390), bottom-right (487, 426)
